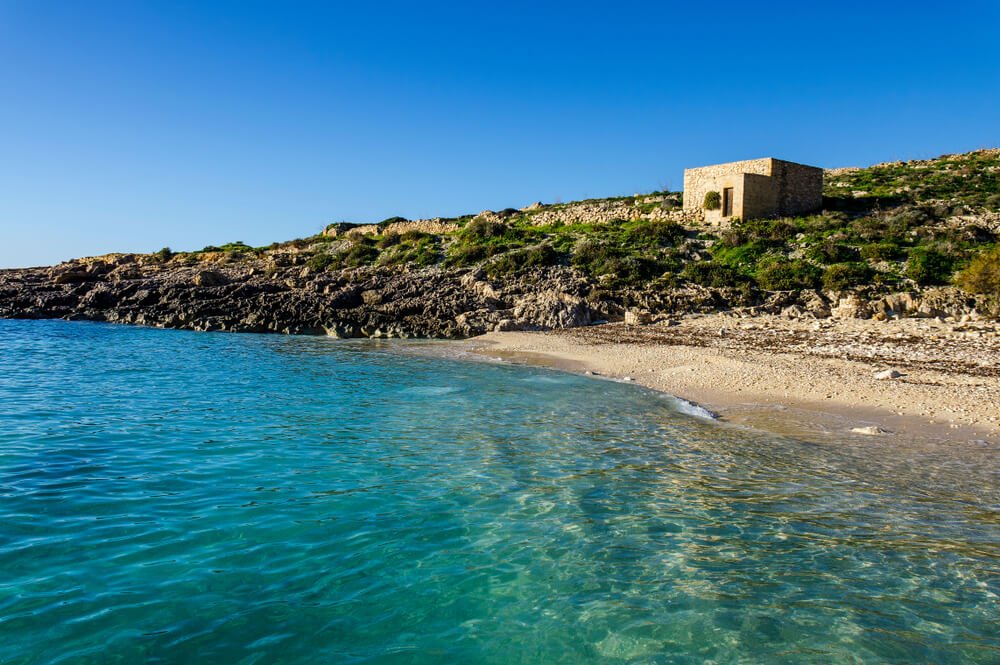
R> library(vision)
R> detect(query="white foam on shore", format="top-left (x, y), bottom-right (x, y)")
top-left (669, 396), bottom-right (717, 420)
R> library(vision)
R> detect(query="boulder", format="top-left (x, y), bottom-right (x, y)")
top-left (512, 290), bottom-right (591, 329)
top-left (193, 270), bottom-right (228, 287)
top-left (624, 309), bottom-right (652, 325)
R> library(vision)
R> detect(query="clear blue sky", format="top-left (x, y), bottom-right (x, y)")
top-left (2, 1), bottom-right (998, 267)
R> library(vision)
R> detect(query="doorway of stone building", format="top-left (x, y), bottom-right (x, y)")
top-left (722, 187), bottom-right (734, 217)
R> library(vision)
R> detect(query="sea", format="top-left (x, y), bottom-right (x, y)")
top-left (0, 319), bottom-right (997, 663)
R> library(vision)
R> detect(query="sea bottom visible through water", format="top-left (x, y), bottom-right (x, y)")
top-left (0, 319), bottom-right (997, 664)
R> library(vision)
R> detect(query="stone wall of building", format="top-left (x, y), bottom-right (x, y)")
top-left (682, 158), bottom-right (774, 220)
top-left (770, 160), bottom-right (823, 217)
top-left (741, 172), bottom-right (779, 220)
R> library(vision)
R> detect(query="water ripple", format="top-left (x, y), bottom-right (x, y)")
top-left (0, 320), bottom-right (997, 663)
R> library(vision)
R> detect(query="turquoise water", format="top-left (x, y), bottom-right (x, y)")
top-left (0, 320), bottom-right (997, 664)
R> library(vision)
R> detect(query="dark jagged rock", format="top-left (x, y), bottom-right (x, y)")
top-left (2, 253), bottom-right (991, 337)
top-left (0, 257), bottom-right (614, 338)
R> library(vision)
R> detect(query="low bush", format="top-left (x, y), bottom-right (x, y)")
top-left (337, 242), bottom-right (380, 268)
top-left (400, 230), bottom-right (430, 242)
top-left (822, 262), bottom-right (874, 292)
top-left (680, 261), bottom-right (748, 289)
top-left (955, 245), bottom-right (1000, 298)
top-left (712, 239), bottom-right (773, 269)
top-left (306, 252), bottom-right (334, 271)
top-left (905, 247), bottom-right (953, 285)
top-left (755, 259), bottom-right (821, 291)
top-left (807, 238), bottom-right (860, 264)
top-left (703, 191), bottom-right (721, 210)
top-left (860, 242), bottom-right (903, 261)
top-left (487, 243), bottom-right (559, 276)
top-left (382, 235), bottom-right (440, 267)
top-left (719, 220), bottom-right (797, 253)
top-left (461, 217), bottom-right (514, 242)
top-left (446, 242), bottom-right (496, 266)
top-left (623, 220), bottom-right (686, 247)
top-left (154, 247), bottom-right (174, 262)
top-left (571, 240), bottom-right (622, 277)
top-left (377, 232), bottom-right (401, 249)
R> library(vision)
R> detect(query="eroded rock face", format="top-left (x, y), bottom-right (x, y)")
top-left (0, 260), bottom-right (608, 338)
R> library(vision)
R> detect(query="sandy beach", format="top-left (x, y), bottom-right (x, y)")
top-left (457, 314), bottom-right (1000, 445)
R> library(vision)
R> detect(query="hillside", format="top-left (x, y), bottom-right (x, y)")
top-left (1, 149), bottom-right (999, 336)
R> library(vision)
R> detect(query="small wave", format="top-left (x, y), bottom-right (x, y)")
top-left (671, 397), bottom-right (717, 420)
top-left (517, 375), bottom-right (572, 385)
top-left (400, 386), bottom-right (460, 396)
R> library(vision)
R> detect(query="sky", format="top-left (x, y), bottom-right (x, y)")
top-left (1, 1), bottom-right (998, 267)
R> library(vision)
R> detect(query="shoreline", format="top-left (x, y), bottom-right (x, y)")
top-left (450, 315), bottom-right (1000, 446)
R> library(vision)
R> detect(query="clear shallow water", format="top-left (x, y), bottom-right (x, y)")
top-left (0, 320), bottom-right (997, 664)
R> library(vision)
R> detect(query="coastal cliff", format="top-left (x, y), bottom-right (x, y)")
top-left (2, 150), bottom-right (998, 336)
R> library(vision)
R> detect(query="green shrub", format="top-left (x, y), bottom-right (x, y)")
top-left (154, 247), bottom-right (174, 262)
top-left (571, 240), bottom-right (622, 277)
top-left (807, 238), bottom-right (860, 264)
top-left (446, 242), bottom-right (496, 266)
top-left (905, 247), bottom-right (954, 285)
top-left (306, 253), bottom-right (334, 271)
top-left (623, 220), bottom-right (686, 247)
top-left (400, 230), bottom-right (429, 242)
top-left (336, 242), bottom-right (380, 268)
top-left (680, 261), bottom-right (748, 289)
top-left (461, 217), bottom-right (513, 242)
top-left (487, 243), bottom-right (559, 276)
top-left (755, 259), bottom-right (821, 291)
top-left (712, 239), bottom-right (773, 268)
top-left (860, 242), bottom-right (903, 261)
top-left (822, 262), bottom-right (874, 292)
top-left (956, 245), bottom-right (1000, 298)
top-left (382, 235), bottom-right (440, 267)
top-left (703, 191), bottom-right (721, 210)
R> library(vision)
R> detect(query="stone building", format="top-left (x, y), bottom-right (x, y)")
top-left (683, 158), bottom-right (823, 224)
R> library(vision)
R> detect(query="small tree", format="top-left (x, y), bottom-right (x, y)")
top-left (703, 191), bottom-right (721, 210)
top-left (154, 247), bottom-right (174, 262)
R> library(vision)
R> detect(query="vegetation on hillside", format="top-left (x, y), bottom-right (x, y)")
top-left (167, 150), bottom-right (1000, 299)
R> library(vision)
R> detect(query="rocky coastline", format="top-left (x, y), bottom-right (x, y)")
top-left (2, 250), bottom-right (992, 340)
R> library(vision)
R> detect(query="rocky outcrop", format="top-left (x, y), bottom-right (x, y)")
top-left (1, 254), bottom-right (991, 338)
top-left (0, 256), bottom-right (611, 338)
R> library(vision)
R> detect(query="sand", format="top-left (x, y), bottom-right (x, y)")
top-left (455, 314), bottom-right (1000, 445)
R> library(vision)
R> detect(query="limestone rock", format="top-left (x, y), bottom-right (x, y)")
top-left (193, 270), bottom-right (228, 287)
top-left (624, 309), bottom-right (652, 326)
